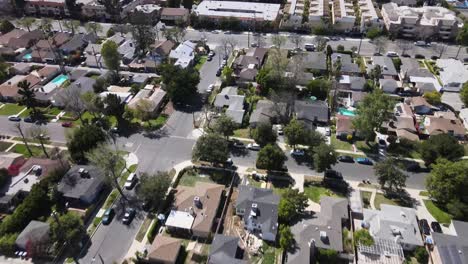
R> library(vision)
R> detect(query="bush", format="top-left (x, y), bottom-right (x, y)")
top-left (346, 134), bottom-right (353, 142)
top-left (106, 28), bottom-right (115, 38)
top-left (337, 45), bottom-right (345, 52)
top-left (414, 246), bottom-right (429, 264)
top-left (318, 248), bottom-right (338, 262)
top-left (354, 229), bottom-right (374, 246)
top-left (147, 219), bottom-right (160, 243)
top-left (0, 233), bottom-right (18, 256)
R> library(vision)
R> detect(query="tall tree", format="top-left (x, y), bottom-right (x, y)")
top-left (101, 40), bottom-right (121, 73)
top-left (104, 94), bottom-right (126, 127)
top-left (98, 0), bottom-right (121, 21)
top-left (419, 134), bottom-right (464, 165)
top-left (50, 212), bottom-right (86, 256)
top-left (163, 26), bottom-right (186, 43)
top-left (11, 123), bottom-right (33, 157)
top-left (62, 20), bottom-right (81, 35)
top-left (133, 99), bottom-right (154, 128)
top-left (182, 0), bottom-right (193, 9)
top-left (290, 34), bottom-right (304, 49)
top-left (279, 225), bottom-right (295, 251)
top-left (160, 64), bottom-right (200, 104)
top-left (307, 79), bottom-right (330, 100)
top-left (85, 22), bottom-right (103, 36)
top-left (81, 92), bottom-right (104, 118)
top-left (192, 133), bottom-right (229, 165)
top-left (86, 143), bottom-right (129, 201)
top-left (137, 172), bottom-right (171, 211)
top-left (460, 82), bottom-right (468, 107)
top-left (284, 119), bottom-right (308, 148)
top-left (212, 114), bottom-right (237, 140)
top-left (17, 80), bottom-right (38, 117)
top-left (55, 86), bottom-right (86, 122)
top-left (278, 189), bottom-right (308, 222)
top-left (271, 35), bottom-right (287, 50)
top-left (369, 64), bottom-right (382, 87)
top-left (311, 142), bottom-right (337, 172)
top-left (67, 124), bottom-right (107, 163)
top-left (131, 24), bottom-right (155, 58)
top-left (256, 144), bottom-right (286, 171)
top-left (27, 125), bottom-right (50, 158)
top-left (251, 122), bottom-right (277, 147)
top-left (65, 0), bottom-right (82, 19)
top-left (374, 158), bottom-right (408, 192)
top-left (17, 17), bottom-right (36, 32)
top-left (38, 18), bottom-right (53, 36)
top-left (352, 89), bottom-right (394, 141)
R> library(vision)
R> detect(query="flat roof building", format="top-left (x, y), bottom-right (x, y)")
top-left (194, 1), bottom-right (281, 23)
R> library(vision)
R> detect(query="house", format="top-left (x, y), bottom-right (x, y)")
top-left (214, 86), bottom-right (245, 124)
top-left (81, 0), bottom-right (110, 20)
top-left (100, 85), bottom-right (133, 103)
top-left (380, 79), bottom-right (399, 94)
top-left (208, 234), bottom-right (246, 264)
top-left (165, 182), bottom-right (224, 238)
top-left (68, 69), bottom-right (89, 81)
top-left (232, 48), bottom-right (268, 81)
top-left (127, 84), bottom-right (167, 116)
top-left (160, 7), bottom-right (189, 23)
top-left (387, 116), bottom-right (419, 141)
top-left (442, 91), bottom-right (464, 112)
top-left (336, 114), bottom-right (354, 138)
top-left (118, 39), bottom-right (136, 64)
top-left (0, 29), bottom-right (27, 46)
top-left (129, 4), bottom-right (162, 24)
top-left (0, 152), bottom-right (25, 175)
top-left (151, 40), bottom-right (175, 58)
top-left (301, 52), bottom-right (327, 72)
top-left (249, 100), bottom-right (287, 127)
top-left (399, 58), bottom-right (440, 93)
top-left (0, 75), bottom-right (27, 101)
top-left (7, 30), bottom-right (44, 50)
top-left (339, 75), bottom-right (366, 91)
top-left (332, 54), bottom-right (360, 75)
top-left (169, 40), bottom-right (196, 68)
top-left (436, 59), bottom-right (468, 92)
top-left (57, 165), bottom-right (105, 206)
top-left (281, 0), bottom-right (327, 30)
top-left (422, 116), bottom-right (465, 139)
top-left (362, 204), bottom-right (423, 251)
top-left (53, 77), bottom-right (96, 107)
top-left (235, 185), bottom-right (280, 242)
top-left (25, 0), bottom-right (69, 16)
top-left (287, 197), bottom-right (349, 264)
top-left (294, 99), bottom-right (330, 126)
top-left (15, 220), bottom-right (50, 257)
top-left (60, 33), bottom-right (97, 55)
top-left (11, 63), bottom-right (31, 75)
top-left (147, 235), bottom-right (182, 264)
top-left (432, 220), bottom-right (468, 264)
top-left (407, 96), bottom-right (435, 115)
top-left (367, 56), bottom-right (398, 78)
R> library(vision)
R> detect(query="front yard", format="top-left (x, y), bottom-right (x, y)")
top-left (176, 168), bottom-right (233, 187)
top-left (374, 193), bottom-right (398, 210)
top-left (12, 143), bottom-right (51, 158)
top-left (0, 103), bottom-right (25, 116)
top-left (303, 183), bottom-right (345, 203)
top-left (423, 200), bottom-right (452, 225)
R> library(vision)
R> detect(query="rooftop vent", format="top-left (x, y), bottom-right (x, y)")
top-left (194, 196), bottom-right (202, 208)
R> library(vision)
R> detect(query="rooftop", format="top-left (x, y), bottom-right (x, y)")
top-left (195, 1), bottom-right (281, 21)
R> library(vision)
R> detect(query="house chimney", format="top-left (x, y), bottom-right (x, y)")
top-left (194, 196), bottom-right (202, 208)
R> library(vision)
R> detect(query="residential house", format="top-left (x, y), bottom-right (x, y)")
top-left (388, 102), bottom-right (419, 141)
top-left (0, 75), bottom-right (27, 101)
top-left (432, 220), bottom-right (468, 264)
top-left (436, 59), bottom-right (468, 92)
top-left (83, 43), bottom-right (103, 68)
top-left (421, 115), bottom-right (465, 139)
top-left (367, 56), bottom-right (399, 79)
top-left (0, 29), bottom-right (27, 47)
top-left (331, 54), bottom-right (360, 75)
top-left (381, 3), bottom-right (463, 40)
top-left (332, 0), bottom-right (356, 32)
top-left (7, 30), bottom-right (44, 50)
top-left (11, 63), bottom-right (31, 75)
top-left (118, 39), bottom-right (136, 64)
top-left (60, 33), bottom-right (97, 55)
top-left (208, 234), bottom-right (247, 264)
top-left (232, 48), bottom-right (268, 82)
top-left (235, 185), bottom-right (280, 242)
top-left (287, 197), bottom-right (349, 263)
top-left (339, 75), bottom-right (366, 91)
top-left (24, 0), bottom-right (69, 16)
top-left (147, 235), bottom-right (182, 264)
top-left (68, 69), bottom-right (89, 81)
top-left (160, 7), bottom-right (189, 23)
top-left (57, 165), bottom-right (105, 206)
top-left (129, 4), bottom-right (162, 24)
top-left (281, 0), bottom-right (328, 30)
top-left (399, 58), bottom-right (440, 93)
top-left (152, 40), bottom-right (175, 58)
top-left (294, 99), bottom-right (330, 127)
top-left (380, 78), bottom-right (399, 94)
top-left (214, 86), bottom-right (245, 124)
top-left (169, 40), bottom-right (196, 68)
top-left (53, 77), bottom-right (96, 107)
top-left (165, 182), bottom-right (224, 238)
top-left (407, 96), bottom-right (435, 115)
top-left (301, 52), bottom-right (328, 73)
top-left (127, 84), bottom-right (167, 116)
top-left (249, 99), bottom-right (287, 127)
top-left (0, 152), bottom-right (25, 175)
top-left (100, 85), bottom-right (133, 103)
top-left (15, 220), bottom-right (50, 257)
top-left (336, 114), bottom-right (354, 138)
top-left (442, 91), bottom-right (464, 112)
top-left (459, 108), bottom-right (468, 129)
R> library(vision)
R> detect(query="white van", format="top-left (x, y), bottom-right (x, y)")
top-left (124, 173), bottom-right (137, 190)
top-left (304, 43), bottom-right (316, 51)
top-left (386, 51), bottom-right (398, 57)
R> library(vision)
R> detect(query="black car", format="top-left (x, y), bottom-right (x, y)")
top-left (431, 221), bottom-right (442, 233)
top-left (23, 116), bottom-right (35, 123)
top-left (101, 208), bottom-right (115, 225)
top-left (216, 69), bottom-right (222, 77)
top-left (338, 155), bottom-right (354, 163)
top-left (406, 162), bottom-right (421, 172)
top-left (419, 219), bottom-right (431, 235)
top-left (122, 208), bottom-right (136, 225)
top-left (324, 169), bottom-right (343, 180)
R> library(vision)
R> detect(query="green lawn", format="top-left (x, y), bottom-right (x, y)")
top-left (374, 193), bottom-right (398, 210)
top-left (135, 217), bottom-right (153, 242)
top-left (250, 242), bottom-right (282, 264)
top-left (0, 141), bottom-right (13, 151)
top-left (419, 191), bottom-right (430, 197)
top-left (331, 136), bottom-right (353, 151)
top-left (356, 141), bottom-right (378, 155)
top-left (361, 191), bottom-right (372, 209)
top-left (246, 175), bottom-right (263, 188)
top-left (12, 143), bottom-right (48, 157)
top-left (424, 200), bottom-right (452, 224)
top-left (233, 128), bottom-right (250, 138)
top-left (0, 104), bottom-right (26, 116)
top-left (143, 115), bottom-right (168, 130)
top-left (194, 56), bottom-right (207, 71)
top-left (303, 184), bottom-right (344, 203)
top-left (178, 169), bottom-right (214, 187)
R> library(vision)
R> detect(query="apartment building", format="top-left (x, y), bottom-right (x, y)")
top-left (332, 0), bottom-right (356, 32)
top-left (25, 0), bottom-right (69, 16)
top-left (81, 0), bottom-right (111, 20)
top-left (359, 0), bottom-right (380, 30)
top-left (282, 0), bottom-right (329, 29)
top-left (381, 3), bottom-right (463, 40)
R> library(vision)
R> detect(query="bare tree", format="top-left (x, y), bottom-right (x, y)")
top-left (81, 92), bottom-right (104, 119)
top-left (134, 100), bottom-right (155, 129)
top-left (55, 86), bottom-right (86, 122)
top-left (254, 34), bottom-right (264, 48)
top-left (315, 36), bottom-right (328, 52)
top-left (271, 35), bottom-right (287, 50)
top-left (221, 36), bottom-right (238, 56)
top-left (396, 40), bottom-right (413, 56)
top-left (27, 125), bottom-right (50, 158)
top-left (62, 20), bottom-right (81, 35)
top-left (290, 34), bottom-right (304, 50)
top-left (373, 36), bottom-right (388, 54)
top-left (432, 43), bottom-right (446, 58)
top-left (50, 146), bottom-right (67, 169)
top-left (12, 123), bottom-right (33, 157)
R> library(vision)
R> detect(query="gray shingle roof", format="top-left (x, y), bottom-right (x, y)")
top-left (432, 231), bottom-right (468, 264)
top-left (368, 56), bottom-right (398, 76)
top-left (294, 100), bottom-right (329, 123)
top-left (57, 165), bottom-right (105, 201)
top-left (249, 100), bottom-right (287, 125)
top-left (15, 220), bottom-right (50, 250)
top-left (301, 52), bottom-right (327, 71)
top-left (208, 235), bottom-right (247, 264)
top-left (380, 79), bottom-right (399, 93)
top-left (214, 87), bottom-right (245, 124)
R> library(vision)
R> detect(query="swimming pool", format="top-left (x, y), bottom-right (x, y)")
top-left (51, 74), bottom-right (69, 86)
top-left (22, 53), bottom-right (32, 60)
top-left (338, 107), bottom-right (356, 117)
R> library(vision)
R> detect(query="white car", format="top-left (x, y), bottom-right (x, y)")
top-left (274, 124), bottom-right (284, 135)
top-left (290, 149), bottom-right (305, 156)
top-left (247, 143), bottom-right (261, 151)
top-left (386, 51), bottom-right (399, 57)
top-left (414, 41), bottom-right (431, 47)
top-left (325, 127), bottom-right (331, 136)
top-left (207, 84), bottom-right (214, 93)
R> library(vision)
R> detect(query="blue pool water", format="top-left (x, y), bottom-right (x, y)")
top-left (338, 107), bottom-right (356, 117)
top-left (51, 74), bottom-right (69, 86)
top-left (22, 53), bottom-right (32, 60)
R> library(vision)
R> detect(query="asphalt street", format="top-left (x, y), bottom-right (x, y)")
top-left (0, 116), bottom-right (69, 143)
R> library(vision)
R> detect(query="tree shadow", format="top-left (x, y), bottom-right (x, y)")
top-left (230, 147), bottom-right (250, 157)
top-left (142, 127), bottom-right (170, 139)
top-left (383, 188), bottom-right (420, 208)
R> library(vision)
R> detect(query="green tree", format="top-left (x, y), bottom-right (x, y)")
top-left (460, 82), bottom-right (468, 107)
top-left (222, 67), bottom-right (234, 85)
top-left (0, 20), bottom-right (14, 34)
top-left (419, 134), bottom-right (464, 165)
top-left (369, 64), bottom-right (382, 87)
top-left (50, 212), bottom-right (86, 256)
top-left (284, 119), bottom-right (308, 148)
top-left (271, 35), bottom-right (287, 50)
top-left (133, 99), bottom-right (154, 128)
top-left (423, 91), bottom-right (441, 105)
top-left (17, 17), bottom-right (36, 32)
top-left (256, 144), bottom-right (286, 171)
top-left (85, 22), bottom-right (103, 36)
top-left (0, 58), bottom-right (10, 83)
top-left (86, 143), bottom-right (129, 201)
top-left (18, 80), bottom-right (38, 117)
top-left (306, 79), bottom-right (330, 100)
top-left (65, 0), bottom-right (82, 19)
top-left (374, 158), bottom-right (408, 192)
top-left (67, 124), bottom-right (107, 163)
top-left (101, 40), bottom-right (121, 73)
top-left (279, 225), bottom-right (294, 251)
top-left (251, 122), bottom-right (277, 147)
top-left (182, 0), bottom-right (193, 9)
top-left (0, 233), bottom-right (18, 256)
top-left (38, 18), bottom-right (53, 36)
top-left (366, 27), bottom-right (381, 39)
top-left (160, 64), bottom-right (200, 104)
top-left (93, 77), bottom-right (108, 93)
top-left (311, 142), bottom-right (337, 172)
top-left (0, 168), bottom-right (10, 189)
top-left (192, 133), bottom-right (229, 165)
top-left (354, 229), bottom-right (374, 246)
top-left (212, 114), bottom-right (237, 140)
top-left (326, 45), bottom-right (333, 57)
top-left (106, 27), bottom-right (116, 37)
top-left (98, 0), bottom-right (121, 21)
top-left (104, 93), bottom-right (126, 127)
top-left (137, 172), bottom-right (171, 211)
top-left (131, 24), bottom-right (156, 58)
top-left (353, 89), bottom-right (394, 141)
top-left (278, 189), bottom-right (308, 222)
top-left (414, 246), bottom-right (429, 264)
top-left (318, 249), bottom-right (339, 263)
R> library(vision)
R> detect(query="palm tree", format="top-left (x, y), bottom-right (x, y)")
top-left (17, 17), bottom-right (36, 32)
top-left (17, 80), bottom-right (38, 116)
top-left (63, 20), bottom-right (81, 35)
top-left (85, 22), bottom-right (103, 36)
top-left (39, 18), bottom-right (53, 36)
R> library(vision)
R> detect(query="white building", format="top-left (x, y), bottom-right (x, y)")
top-left (436, 58), bottom-right (468, 92)
top-left (169, 40), bottom-right (196, 69)
top-left (282, 0), bottom-right (327, 29)
top-left (332, 0), bottom-right (356, 32)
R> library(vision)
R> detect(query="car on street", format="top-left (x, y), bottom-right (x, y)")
top-left (386, 51), bottom-right (399, 57)
top-left (101, 208), bottom-right (115, 225)
top-left (419, 219), bottom-right (431, 235)
top-left (124, 173), bottom-right (138, 190)
top-left (338, 155), bottom-right (354, 163)
top-left (290, 149), bottom-right (305, 156)
top-left (8, 115), bottom-right (21, 122)
top-left (373, 52), bottom-right (383, 56)
top-left (61, 122), bottom-right (73, 128)
top-left (247, 143), bottom-right (261, 151)
top-left (207, 56), bottom-right (212, 61)
top-left (216, 69), bottom-right (222, 76)
top-left (251, 43), bottom-right (259, 48)
top-left (232, 140), bottom-right (245, 149)
top-left (356, 157), bottom-right (373, 165)
top-left (208, 51), bottom-right (215, 57)
top-left (24, 116), bottom-right (34, 123)
top-left (414, 41), bottom-right (431, 47)
top-left (122, 208), bottom-right (136, 225)
top-left (305, 43), bottom-right (316, 51)
top-left (431, 221), bottom-right (442, 233)
top-left (406, 162), bottom-right (421, 172)
top-left (207, 84), bottom-right (214, 93)
top-left (330, 36), bottom-right (340, 41)
top-left (324, 169), bottom-right (343, 180)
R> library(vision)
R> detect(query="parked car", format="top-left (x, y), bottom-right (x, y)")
top-left (330, 36), bottom-right (340, 41)
top-left (61, 122), bottom-right (73, 128)
top-left (324, 169), bottom-right (343, 180)
top-left (101, 208), bottom-right (115, 225)
top-left (406, 162), bottom-right (421, 172)
top-left (274, 124), bottom-right (284, 135)
top-left (401, 54), bottom-right (411, 58)
top-left (386, 51), bottom-right (399, 57)
top-left (431, 221), bottom-right (442, 233)
top-left (415, 54), bottom-right (425, 59)
top-left (225, 158), bottom-right (233, 167)
top-left (304, 43), bottom-right (316, 51)
top-left (216, 68), bottom-right (222, 77)
top-left (208, 51), bottom-right (215, 57)
top-left (251, 43), bottom-right (259, 48)
top-left (23, 116), bottom-right (34, 123)
top-left (414, 41), bottom-right (431, 47)
top-left (290, 149), bottom-right (305, 156)
top-left (356, 157), bottom-right (373, 165)
top-left (8, 115), bottom-right (21, 122)
top-left (247, 143), bottom-right (261, 151)
top-left (419, 219), bottom-right (431, 235)
top-left (338, 155), bottom-right (354, 163)
top-left (232, 140), bottom-right (245, 149)
top-left (207, 56), bottom-right (212, 61)
top-left (124, 173), bottom-right (137, 190)
top-left (122, 208), bottom-right (136, 225)
top-left (373, 52), bottom-right (383, 56)
top-left (207, 84), bottom-right (214, 93)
